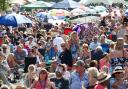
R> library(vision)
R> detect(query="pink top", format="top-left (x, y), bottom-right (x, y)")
top-left (94, 84), bottom-right (106, 89)
top-left (99, 58), bottom-right (110, 73)
top-left (33, 81), bottom-right (45, 89)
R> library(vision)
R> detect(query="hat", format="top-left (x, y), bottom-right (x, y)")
top-left (74, 60), bottom-right (85, 67)
top-left (112, 66), bottom-right (124, 75)
top-left (96, 72), bottom-right (111, 84)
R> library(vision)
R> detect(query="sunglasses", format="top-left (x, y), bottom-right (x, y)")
top-left (116, 72), bottom-right (122, 74)
top-left (61, 45), bottom-right (65, 47)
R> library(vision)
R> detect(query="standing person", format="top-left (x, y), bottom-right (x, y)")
top-left (68, 31), bottom-right (80, 63)
top-left (70, 60), bottom-right (89, 89)
top-left (50, 64), bottom-right (69, 89)
top-left (30, 68), bottom-right (55, 89)
top-left (59, 42), bottom-right (73, 70)
top-left (80, 43), bottom-right (91, 68)
top-left (109, 38), bottom-right (128, 73)
top-left (87, 60), bottom-right (99, 89)
top-left (94, 72), bottom-right (111, 89)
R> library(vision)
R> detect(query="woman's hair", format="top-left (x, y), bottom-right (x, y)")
top-left (115, 38), bottom-right (124, 50)
top-left (82, 43), bottom-right (89, 49)
top-left (89, 60), bottom-right (98, 67)
top-left (70, 31), bottom-right (77, 41)
top-left (28, 64), bottom-right (36, 73)
top-left (39, 68), bottom-right (48, 81)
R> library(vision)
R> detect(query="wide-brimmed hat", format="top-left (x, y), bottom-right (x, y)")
top-left (112, 66), bottom-right (124, 75)
top-left (96, 72), bottom-right (111, 84)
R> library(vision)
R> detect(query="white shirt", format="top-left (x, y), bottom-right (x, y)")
top-left (53, 36), bottom-right (65, 52)
top-left (25, 41), bottom-right (36, 49)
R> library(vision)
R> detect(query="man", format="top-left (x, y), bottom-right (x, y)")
top-left (70, 60), bottom-right (89, 89)
top-left (50, 64), bottom-right (69, 89)
top-left (14, 45), bottom-right (27, 65)
top-left (59, 43), bottom-right (73, 70)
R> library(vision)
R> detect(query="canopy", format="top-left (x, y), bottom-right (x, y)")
top-left (21, 2), bottom-right (48, 9)
top-left (0, 13), bottom-right (32, 27)
top-left (51, 0), bottom-right (80, 9)
top-left (80, 0), bottom-right (125, 5)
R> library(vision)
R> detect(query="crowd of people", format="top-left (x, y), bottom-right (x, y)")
top-left (0, 4), bottom-right (128, 89)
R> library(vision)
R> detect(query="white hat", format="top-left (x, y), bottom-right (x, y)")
top-left (112, 66), bottom-right (124, 75)
top-left (96, 72), bottom-right (111, 84)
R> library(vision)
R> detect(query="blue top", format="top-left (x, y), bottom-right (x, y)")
top-left (70, 71), bottom-right (89, 89)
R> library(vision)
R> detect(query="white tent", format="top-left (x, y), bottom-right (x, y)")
top-left (80, 0), bottom-right (125, 5)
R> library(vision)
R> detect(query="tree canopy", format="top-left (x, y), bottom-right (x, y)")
top-left (0, 0), bottom-right (10, 11)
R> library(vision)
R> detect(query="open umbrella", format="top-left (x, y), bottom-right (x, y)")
top-left (49, 9), bottom-right (70, 16)
top-left (51, 0), bottom-right (80, 9)
top-left (0, 13), bottom-right (32, 27)
top-left (21, 3), bottom-right (48, 9)
top-left (94, 6), bottom-right (107, 12)
top-left (71, 8), bottom-right (85, 16)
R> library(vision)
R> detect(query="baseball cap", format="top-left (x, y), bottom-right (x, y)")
top-left (73, 60), bottom-right (85, 67)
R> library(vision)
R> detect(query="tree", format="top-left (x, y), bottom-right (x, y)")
top-left (0, 0), bottom-right (10, 11)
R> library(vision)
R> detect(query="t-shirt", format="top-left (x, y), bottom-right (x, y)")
top-left (59, 49), bottom-right (73, 67)
top-left (94, 84), bottom-right (106, 89)
top-left (50, 77), bottom-right (69, 89)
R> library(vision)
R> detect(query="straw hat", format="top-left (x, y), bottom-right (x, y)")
top-left (112, 66), bottom-right (124, 75)
top-left (96, 72), bottom-right (111, 84)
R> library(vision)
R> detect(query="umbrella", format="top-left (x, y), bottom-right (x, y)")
top-left (94, 6), bottom-right (107, 12)
top-left (49, 9), bottom-right (70, 16)
top-left (51, 0), bottom-right (80, 9)
top-left (0, 13), bottom-right (32, 27)
top-left (36, 12), bottom-right (53, 19)
top-left (71, 8), bottom-right (85, 16)
top-left (112, 0), bottom-right (125, 4)
top-left (21, 3), bottom-right (48, 9)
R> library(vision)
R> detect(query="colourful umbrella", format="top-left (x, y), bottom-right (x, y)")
top-left (49, 9), bottom-right (70, 16)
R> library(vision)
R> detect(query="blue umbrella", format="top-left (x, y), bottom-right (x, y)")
top-left (0, 13), bottom-right (32, 27)
top-left (36, 12), bottom-right (53, 19)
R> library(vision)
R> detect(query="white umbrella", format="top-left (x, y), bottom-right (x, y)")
top-left (99, 11), bottom-right (109, 17)
top-left (112, 0), bottom-right (125, 4)
top-left (94, 6), bottom-right (107, 12)
top-left (71, 8), bottom-right (85, 16)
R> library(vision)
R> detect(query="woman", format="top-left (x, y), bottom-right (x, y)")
top-left (80, 43), bottom-right (91, 68)
top-left (94, 72), bottom-right (111, 89)
top-left (30, 68), bottom-right (55, 89)
top-left (24, 64), bottom-right (37, 88)
top-left (109, 38), bottom-right (128, 73)
top-left (68, 31), bottom-right (80, 63)
top-left (7, 53), bottom-right (17, 69)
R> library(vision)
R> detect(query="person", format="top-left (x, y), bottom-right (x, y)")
top-left (25, 36), bottom-right (36, 49)
top-left (30, 68), bottom-right (55, 89)
top-left (0, 51), bottom-right (10, 86)
top-left (59, 42), bottom-right (73, 70)
top-left (80, 43), bottom-right (91, 68)
top-left (109, 38), bottom-right (128, 73)
top-left (94, 72), bottom-right (111, 89)
top-left (50, 64), bottom-right (69, 89)
top-left (14, 44), bottom-right (27, 65)
top-left (24, 64), bottom-right (37, 88)
top-left (110, 66), bottom-right (128, 89)
top-left (87, 60), bottom-right (99, 89)
top-left (70, 60), bottom-right (89, 89)
top-left (89, 36), bottom-right (101, 51)
top-left (68, 31), bottom-right (80, 62)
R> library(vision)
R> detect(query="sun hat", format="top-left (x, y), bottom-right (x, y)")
top-left (73, 60), bottom-right (85, 67)
top-left (112, 66), bottom-right (124, 75)
top-left (96, 72), bottom-right (111, 84)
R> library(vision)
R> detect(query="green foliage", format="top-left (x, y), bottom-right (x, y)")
top-left (0, 0), bottom-right (10, 11)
